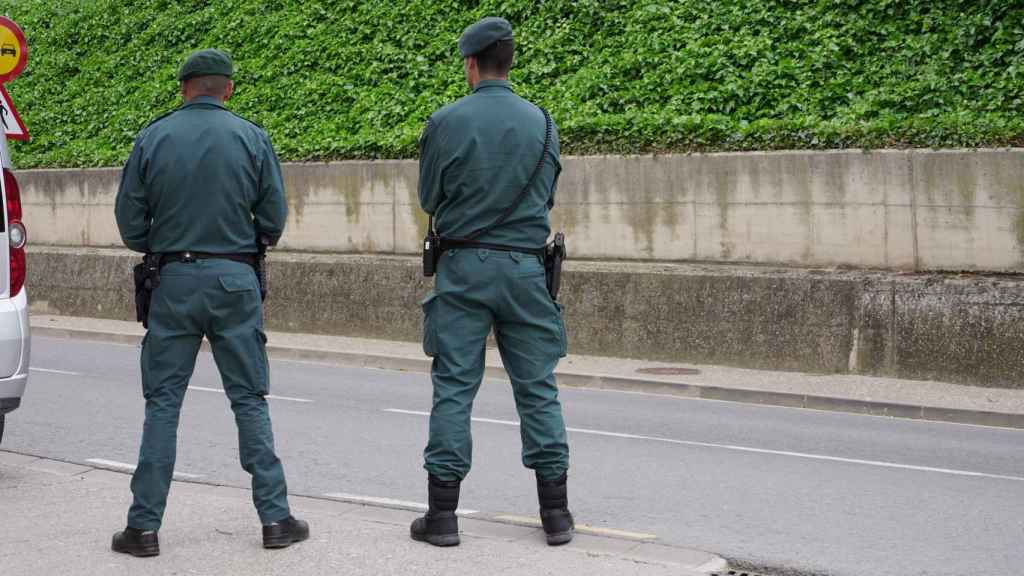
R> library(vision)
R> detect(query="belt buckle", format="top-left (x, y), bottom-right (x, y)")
top-left (181, 251), bottom-right (196, 263)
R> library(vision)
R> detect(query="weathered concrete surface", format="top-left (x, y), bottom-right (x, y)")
top-left (892, 280), bottom-right (1024, 385)
top-left (26, 246), bottom-right (1024, 388)
top-left (0, 453), bottom-right (719, 576)
top-left (18, 149), bottom-right (1024, 271)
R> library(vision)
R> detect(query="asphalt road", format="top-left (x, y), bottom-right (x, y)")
top-left (5, 335), bottom-right (1023, 575)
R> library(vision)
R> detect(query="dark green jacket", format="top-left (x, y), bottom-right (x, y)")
top-left (115, 96), bottom-right (287, 254)
top-left (419, 80), bottom-right (561, 249)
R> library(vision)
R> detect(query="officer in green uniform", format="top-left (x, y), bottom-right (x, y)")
top-left (411, 17), bottom-right (575, 547)
top-left (111, 49), bottom-right (308, 557)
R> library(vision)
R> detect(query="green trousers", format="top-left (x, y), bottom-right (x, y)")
top-left (422, 248), bottom-right (570, 482)
top-left (127, 259), bottom-right (290, 531)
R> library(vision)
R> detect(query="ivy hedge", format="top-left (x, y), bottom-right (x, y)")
top-left (1, 0), bottom-right (1022, 168)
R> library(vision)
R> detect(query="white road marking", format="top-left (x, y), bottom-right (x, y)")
top-left (262, 393), bottom-right (313, 403)
top-left (493, 514), bottom-right (657, 540)
top-left (188, 386), bottom-right (312, 403)
top-left (324, 492), bottom-right (477, 515)
top-left (30, 367), bottom-right (81, 376)
top-left (565, 384), bottom-right (1024, 433)
top-left (85, 458), bottom-right (203, 480)
top-left (383, 409), bottom-right (1024, 483)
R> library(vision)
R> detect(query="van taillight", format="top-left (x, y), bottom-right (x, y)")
top-left (4, 168), bottom-right (25, 297)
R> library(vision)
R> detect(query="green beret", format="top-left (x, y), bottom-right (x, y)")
top-left (178, 48), bottom-right (234, 81)
top-left (458, 17), bottom-right (513, 58)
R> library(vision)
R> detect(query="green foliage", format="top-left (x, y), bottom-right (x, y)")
top-left (1, 0), bottom-right (1022, 168)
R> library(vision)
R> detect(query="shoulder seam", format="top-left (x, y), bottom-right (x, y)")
top-left (228, 110), bottom-right (265, 130)
top-left (143, 109), bottom-right (177, 130)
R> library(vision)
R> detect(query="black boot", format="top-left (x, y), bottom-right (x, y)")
top-left (262, 515), bottom-right (310, 549)
top-left (111, 527), bottom-right (160, 557)
top-left (537, 472), bottom-right (575, 545)
top-left (410, 475), bottom-right (461, 547)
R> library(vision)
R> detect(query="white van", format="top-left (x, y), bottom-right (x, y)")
top-left (0, 130), bottom-right (29, 444)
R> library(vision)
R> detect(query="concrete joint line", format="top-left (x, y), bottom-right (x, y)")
top-left (492, 514), bottom-right (656, 541)
top-left (888, 280), bottom-right (897, 374)
top-left (907, 154), bottom-right (920, 271)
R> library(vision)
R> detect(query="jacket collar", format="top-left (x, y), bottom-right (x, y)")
top-left (182, 95), bottom-right (226, 109)
top-left (472, 79), bottom-right (513, 93)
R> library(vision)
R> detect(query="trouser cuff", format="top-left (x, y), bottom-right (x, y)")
top-left (125, 516), bottom-right (161, 532)
top-left (535, 469), bottom-right (569, 483)
top-left (257, 505), bottom-right (291, 526)
top-left (423, 464), bottom-right (464, 483)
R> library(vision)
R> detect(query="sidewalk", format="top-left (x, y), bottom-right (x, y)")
top-left (0, 450), bottom-right (723, 576)
top-left (31, 314), bottom-right (1024, 429)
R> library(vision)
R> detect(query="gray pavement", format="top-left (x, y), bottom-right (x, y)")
top-left (31, 314), bottom-right (1024, 428)
top-left (5, 333), bottom-right (1024, 575)
top-left (0, 452), bottom-right (717, 576)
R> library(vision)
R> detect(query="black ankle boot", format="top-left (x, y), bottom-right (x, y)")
top-left (111, 526), bottom-right (160, 557)
top-left (410, 474), bottom-right (461, 547)
top-left (262, 515), bottom-right (310, 549)
top-left (537, 472), bottom-right (574, 545)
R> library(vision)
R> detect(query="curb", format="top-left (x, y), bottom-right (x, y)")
top-left (32, 325), bottom-right (1024, 431)
top-left (0, 448), bottom-right (727, 574)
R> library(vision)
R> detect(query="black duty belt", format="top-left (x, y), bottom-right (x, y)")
top-left (159, 251), bottom-right (258, 268)
top-left (438, 239), bottom-right (545, 257)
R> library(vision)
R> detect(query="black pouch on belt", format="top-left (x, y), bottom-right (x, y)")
top-left (133, 254), bottom-right (162, 329)
top-left (255, 235), bottom-right (270, 301)
top-left (422, 223), bottom-right (441, 277)
top-left (544, 232), bottom-right (566, 301)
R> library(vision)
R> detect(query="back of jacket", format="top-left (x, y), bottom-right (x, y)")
top-left (419, 80), bottom-right (561, 250)
top-left (115, 96), bottom-right (287, 254)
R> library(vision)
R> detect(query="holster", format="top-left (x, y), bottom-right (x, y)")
top-left (133, 254), bottom-right (162, 329)
top-left (255, 237), bottom-right (270, 301)
top-left (423, 229), bottom-right (441, 277)
top-left (544, 232), bottom-right (566, 301)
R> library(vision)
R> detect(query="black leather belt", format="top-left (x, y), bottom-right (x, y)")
top-left (159, 251), bottom-right (258, 267)
top-left (438, 239), bottom-right (545, 257)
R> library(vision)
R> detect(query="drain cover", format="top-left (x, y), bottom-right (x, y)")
top-left (635, 367), bottom-right (701, 376)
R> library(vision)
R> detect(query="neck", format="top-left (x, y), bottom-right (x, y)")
top-left (473, 74), bottom-right (507, 88)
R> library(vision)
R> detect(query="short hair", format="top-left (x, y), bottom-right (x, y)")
top-left (184, 75), bottom-right (231, 97)
top-left (474, 39), bottom-right (514, 76)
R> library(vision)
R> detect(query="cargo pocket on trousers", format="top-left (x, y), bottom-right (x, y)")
top-left (255, 329), bottom-right (270, 395)
top-left (421, 291), bottom-right (439, 357)
top-left (555, 303), bottom-right (568, 358)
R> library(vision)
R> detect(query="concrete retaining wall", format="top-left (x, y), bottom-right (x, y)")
top-left (18, 149), bottom-right (1024, 271)
top-left (26, 246), bottom-right (1024, 388)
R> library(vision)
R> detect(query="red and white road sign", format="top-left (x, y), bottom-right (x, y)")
top-left (0, 85), bottom-right (27, 141)
top-left (0, 16), bottom-right (27, 83)
top-left (0, 17), bottom-right (28, 141)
